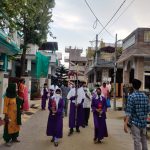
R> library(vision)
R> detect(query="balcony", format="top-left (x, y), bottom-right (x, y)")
top-left (0, 30), bottom-right (21, 55)
top-left (69, 65), bottom-right (85, 72)
top-left (97, 59), bottom-right (114, 68)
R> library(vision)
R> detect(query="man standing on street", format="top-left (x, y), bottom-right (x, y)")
top-left (124, 79), bottom-right (150, 150)
top-left (67, 80), bottom-right (85, 136)
top-left (100, 82), bottom-right (109, 99)
top-left (61, 81), bottom-right (70, 117)
top-left (83, 83), bottom-right (91, 127)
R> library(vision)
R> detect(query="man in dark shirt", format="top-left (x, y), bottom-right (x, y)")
top-left (124, 79), bottom-right (149, 150)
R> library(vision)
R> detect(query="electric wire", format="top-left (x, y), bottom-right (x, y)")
top-left (109, 0), bottom-right (136, 27)
top-left (98, 0), bottom-right (126, 36)
top-left (84, 0), bottom-right (114, 38)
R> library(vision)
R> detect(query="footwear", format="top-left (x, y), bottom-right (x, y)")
top-left (98, 139), bottom-right (102, 143)
top-left (94, 138), bottom-right (102, 144)
top-left (68, 131), bottom-right (73, 136)
top-left (82, 125), bottom-right (85, 128)
top-left (68, 128), bottom-right (74, 136)
top-left (51, 138), bottom-right (54, 142)
top-left (93, 138), bottom-right (98, 144)
top-left (5, 142), bottom-right (12, 147)
top-left (54, 142), bottom-right (58, 147)
top-left (76, 128), bottom-right (80, 133)
top-left (85, 123), bottom-right (88, 126)
top-left (12, 139), bottom-right (20, 143)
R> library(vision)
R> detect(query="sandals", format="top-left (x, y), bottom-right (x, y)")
top-left (54, 142), bottom-right (58, 147)
top-left (93, 138), bottom-right (102, 144)
top-left (51, 138), bottom-right (54, 142)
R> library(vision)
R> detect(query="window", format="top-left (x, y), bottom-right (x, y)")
top-left (144, 31), bottom-right (150, 42)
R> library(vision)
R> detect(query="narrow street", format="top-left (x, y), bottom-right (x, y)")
top-left (1, 103), bottom-right (149, 150)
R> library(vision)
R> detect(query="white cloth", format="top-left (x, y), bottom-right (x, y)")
top-left (83, 88), bottom-right (91, 108)
top-left (67, 87), bottom-right (85, 104)
top-left (49, 85), bottom-right (59, 91)
top-left (95, 95), bottom-right (103, 101)
top-left (51, 94), bottom-right (62, 109)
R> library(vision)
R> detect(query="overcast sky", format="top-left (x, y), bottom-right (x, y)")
top-left (47, 0), bottom-right (150, 66)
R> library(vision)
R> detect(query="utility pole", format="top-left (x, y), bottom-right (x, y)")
top-left (95, 34), bottom-right (99, 64)
top-left (113, 34), bottom-right (117, 111)
top-left (75, 64), bottom-right (79, 126)
top-left (94, 34), bottom-right (99, 85)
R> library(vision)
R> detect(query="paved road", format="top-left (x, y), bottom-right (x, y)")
top-left (0, 107), bottom-right (150, 150)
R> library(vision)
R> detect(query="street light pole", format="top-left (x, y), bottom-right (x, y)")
top-left (113, 34), bottom-right (117, 111)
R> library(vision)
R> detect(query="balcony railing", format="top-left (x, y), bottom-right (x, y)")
top-left (69, 65), bottom-right (85, 72)
top-left (65, 46), bottom-right (83, 53)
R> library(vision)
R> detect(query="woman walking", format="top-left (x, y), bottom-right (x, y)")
top-left (46, 88), bottom-right (64, 147)
top-left (3, 83), bottom-right (23, 146)
top-left (18, 79), bottom-right (29, 111)
top-left (91, 88), bottom-right (108, 143)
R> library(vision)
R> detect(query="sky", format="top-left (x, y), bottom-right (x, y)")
top-left (47, 0), bottom-right (150, 67)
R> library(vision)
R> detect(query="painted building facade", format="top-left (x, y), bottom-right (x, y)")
top-left (118, 28), bottom-right (150, 91)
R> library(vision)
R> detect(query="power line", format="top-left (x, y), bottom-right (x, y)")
top-left (109, 0), bottom-right (136, 27)
top-left (98, 0), bottom-right (126, 36)
top-left (84, 0), bottom-right (114, 38)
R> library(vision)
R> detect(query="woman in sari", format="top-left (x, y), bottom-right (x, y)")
top-left (18, 79), bottom-right (29, 111)
top-left (91, 88), bottom-right (108, 143)
top-left (3, 83), bottom-right (23, 146)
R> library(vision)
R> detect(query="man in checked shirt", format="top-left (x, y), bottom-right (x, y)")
top-left (124, 79), bottom-right (150, 150)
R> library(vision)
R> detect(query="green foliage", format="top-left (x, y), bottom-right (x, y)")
top-left (55, 65), bottom-right (69, 85)
top-left (0, 0), bottom-right (55, 46)
top-left (86, 47), bottom-right (95, 58)
top-left (0, 0), bottom-right (55, 75)
top-left (116, 47), bottom-right (122, 59)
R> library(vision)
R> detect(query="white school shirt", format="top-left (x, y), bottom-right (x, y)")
top-left (83, 89), bottom-right (91, 108)
top-left (67, 87), bottom-right (85, 104)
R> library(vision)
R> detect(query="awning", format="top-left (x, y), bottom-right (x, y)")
top-left (117, 48), bottom-right (150, 63)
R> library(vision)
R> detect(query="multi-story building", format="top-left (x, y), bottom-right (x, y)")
top-left (0, 29), bottom-right (22, 115)
top-left (118, 28), bottom-right (150, 91)
top-left (65, 46), bottom-right (87, 82)
top-left (85, 42), bottom-right (123, 96)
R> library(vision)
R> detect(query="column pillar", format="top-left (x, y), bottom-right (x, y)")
top-left (0, 72), bottom-right (8, 116)
top-left (134, 57), bottom-right (144, 90)
top-left (27, 59), bottom-right (31, 76)
top-left (48, 65), bottom-right (51, 88)
top-left (123, 61), bottom-right (130, 84)
top-left (7, 60), bottom-right (12, 76)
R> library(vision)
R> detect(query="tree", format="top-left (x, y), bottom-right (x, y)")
top-left (55, 65), bottom-right (69, 86)
top-left (0, 0), bottom-right (55, 76)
